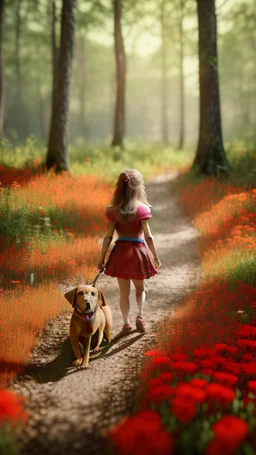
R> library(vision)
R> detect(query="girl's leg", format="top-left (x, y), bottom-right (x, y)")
top-left (132, 279), bottom-right (146, 317)
top-left (117, 278), bottom-right (131, 326)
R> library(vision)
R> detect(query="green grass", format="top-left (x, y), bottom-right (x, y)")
top-left (0, 137), bottom-right (193, 182)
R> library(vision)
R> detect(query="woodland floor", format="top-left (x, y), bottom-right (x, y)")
top-left (11, 172), bottom-right (201, 455)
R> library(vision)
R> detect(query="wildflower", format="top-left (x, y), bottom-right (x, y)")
top-left (0, 390), bottom-right (27, 425)
top-left (211, 415), bottom-right (248, 450)
top-left (109, 410), bottom-right (174, 455)
top-left (171, 395), bottom-right (197, 422)
top-left (212, 372), bottom-right (238, 389)
top-left (146, 385), bottom-right (174, 405)
top-left (206, 383), bottom-right (235, 407)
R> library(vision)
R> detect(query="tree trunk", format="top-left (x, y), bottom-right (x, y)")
top-left (15, 0), bottom-right (22, 104)
top-left (46, 0), bottom-right (76, 173)
top-left (193, 0), bottom-right (228, 175)
top-left (78, 34), bottom-right (86, 134)
top-left (111, 0), bottom-right (126, 148)
top-left (160, 0), bottom-right (168, 145)
top-left (178, 0), bottom-right (185, 150)
top-left (47, 0), bottom-right (59, 168)
top-left (0, 0), bottom-right (4, 138)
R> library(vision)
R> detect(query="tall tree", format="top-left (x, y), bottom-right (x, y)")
top-left (177, 0), bottom-right (185, 149)
top-left (193, 0), bottom-right (228, 175)
top-left (46, 0), bottom-right (76, 173)
top-left (0, 0), bottom-right (4, 137)
top-left (160, 0), bottom-right (168, 144)
top-left (112, 0), bottom-right (126, 148)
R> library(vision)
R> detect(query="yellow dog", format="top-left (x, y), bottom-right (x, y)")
top-left (64, 285), bottom-right (112, 368)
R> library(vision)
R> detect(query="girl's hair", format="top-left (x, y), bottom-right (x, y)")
top-left (112, 169), bottom-right (150, 222)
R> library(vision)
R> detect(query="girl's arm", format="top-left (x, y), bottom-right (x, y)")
top-left (141, 220), bottom-right (161, 269)
top-left (97, 221), bottom-right (116, 269)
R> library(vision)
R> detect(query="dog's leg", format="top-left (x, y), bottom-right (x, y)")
top-left (70, 319), bottom-right (83, 366)
top-left (93, 320), bottom-right (105, 353)
top-left (81, 336), bottom-right (91, 368)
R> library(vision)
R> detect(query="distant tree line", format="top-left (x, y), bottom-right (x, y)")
top-left (0, 0), bottom-right (255, 174)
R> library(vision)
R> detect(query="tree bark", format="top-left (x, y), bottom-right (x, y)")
top-left (78, 34), bottom-right (86, 134)
top-left (160, 0), bottom-right (168, 145)
top-left (15, 0), bottom-right (22, 104)
top-left (47, 0), bottom-right (76, 173)
top-left (112, 0), bottom-right (126, 148)
top-left (193, 0), bottom-right (229, 175)
top-left (178, 0), bottom-right (185, 150)
top-left (0, 0), bottom-right (4, 138)
top-left (46, 0), bottom-right (58, 168)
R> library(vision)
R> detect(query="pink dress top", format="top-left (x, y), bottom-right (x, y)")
top-left (104, 204), bottom-right (157, 280)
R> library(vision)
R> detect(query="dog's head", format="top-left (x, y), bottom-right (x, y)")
top-left (64, 285), bottom-right (107, 321)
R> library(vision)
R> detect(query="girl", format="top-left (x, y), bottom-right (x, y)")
top-left (97, 169), bottom-right (161, 333)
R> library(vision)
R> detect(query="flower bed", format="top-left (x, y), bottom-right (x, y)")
top-left (109, 178), bottom-right (256, 455)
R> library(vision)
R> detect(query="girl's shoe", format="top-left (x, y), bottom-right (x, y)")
top-left (122, 323), bottom-right (132, 333)
top-left (136, 315), bottom-right (145, 333)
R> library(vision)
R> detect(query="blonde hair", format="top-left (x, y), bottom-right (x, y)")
top-left (112, 169), bottom-right (150, 222)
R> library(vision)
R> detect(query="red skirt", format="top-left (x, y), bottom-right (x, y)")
top-left (104, 240), bottom-right (157, 280)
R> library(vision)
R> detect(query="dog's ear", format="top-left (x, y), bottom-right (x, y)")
top-left (64, 287), bottom-right (77, 307)
top-left (97, 289), bottom-right (107, 307)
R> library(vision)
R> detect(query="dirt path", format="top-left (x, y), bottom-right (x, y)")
top-left (11, 173), bottom-right (201, 455)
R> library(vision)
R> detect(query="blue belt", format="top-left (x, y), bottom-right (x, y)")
top-left (116, 237), bottom-right (145, 243)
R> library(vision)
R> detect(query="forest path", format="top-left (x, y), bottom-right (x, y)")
top-left (11, 173), bottom-right (201, 455)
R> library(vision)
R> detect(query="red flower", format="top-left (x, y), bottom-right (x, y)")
top-left (212, 372), bottom-right (238, 389)
top-left (235, 325), bottom-right (256, 339)
top-left (144, 350), bottom-right (162, 357)
top-left (212, 415), bottom-right (248, 450)
top-left (158, 372), bottom-right (173, 383)
top-left (171, 353), bottom-right (188, 362)
top-left (109, 410), bottom-right (174, 455)
top-left (189, 378), bottom-right (208, 388)
top-left (146, 385), bottom-right (174, 405)
top-left (205, 439), bottom-right (237, 455)
top-left (237, 339), bottom-right (256, 351)
top-left (247, 380), bottom-right (256, 394)
top-left (171, 361), bottom-right (197, 376)
top-left (206, 383), bottom-right (235, 407)
top-left (193, 348), bottom-right (216, 358)
top-left (171, 396), bottom-right (197, 422)
top-left (223, 361), bottom-right (241, 376)
top-left (213, 343), bottom-right (238, 356)
top-left (241, 362), bottom-right (256, 377)
top-left (0, 390), bottom-right (27, 425)
top-left (175, 383), bottom-right (206, 404)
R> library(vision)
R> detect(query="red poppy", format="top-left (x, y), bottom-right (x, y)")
top-left (171, 353), bottom-right (188, 362)
top-left (193, 348), bottom-right (216, 358)
top-left (206, 383), bottom-right (235, 407)
top-left (144, 350), bottom-right (162, 358)
top-left (171, 361), bottom-right (197, 376)
top-left (237, 339), bottom-right (256, 351)
top-left (235, 325), bottom-right (256, 339)
top-left (213, 343), bottom-right (238, 356)
top-left (205, 439), bottom-right (237, 455)
top-left (241, 362), bottom-right (256, 377)
top-left (211, 415), bottom-right (248, 450)
top-left (223, 361), bottom-right (241, 376)
top-left (189, 378), bottom-right (208, 388)
top-left (146, 385), bottom-right (174, 405)
top-left (212, 372), bottom-right (238, 389)
top-left (247, 380), bottom-right (256, 394)
top-left (171, 395), bottom-right (197, 422)
top-left (109, 410), bottom-right (174, 455)
top-left (0, 389), bottom-right (27, 425)
top-left (175, 383), bottom-right (206, 404)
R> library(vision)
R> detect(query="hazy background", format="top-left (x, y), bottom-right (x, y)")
top-left (3, 0), bottom-right (255, 147)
